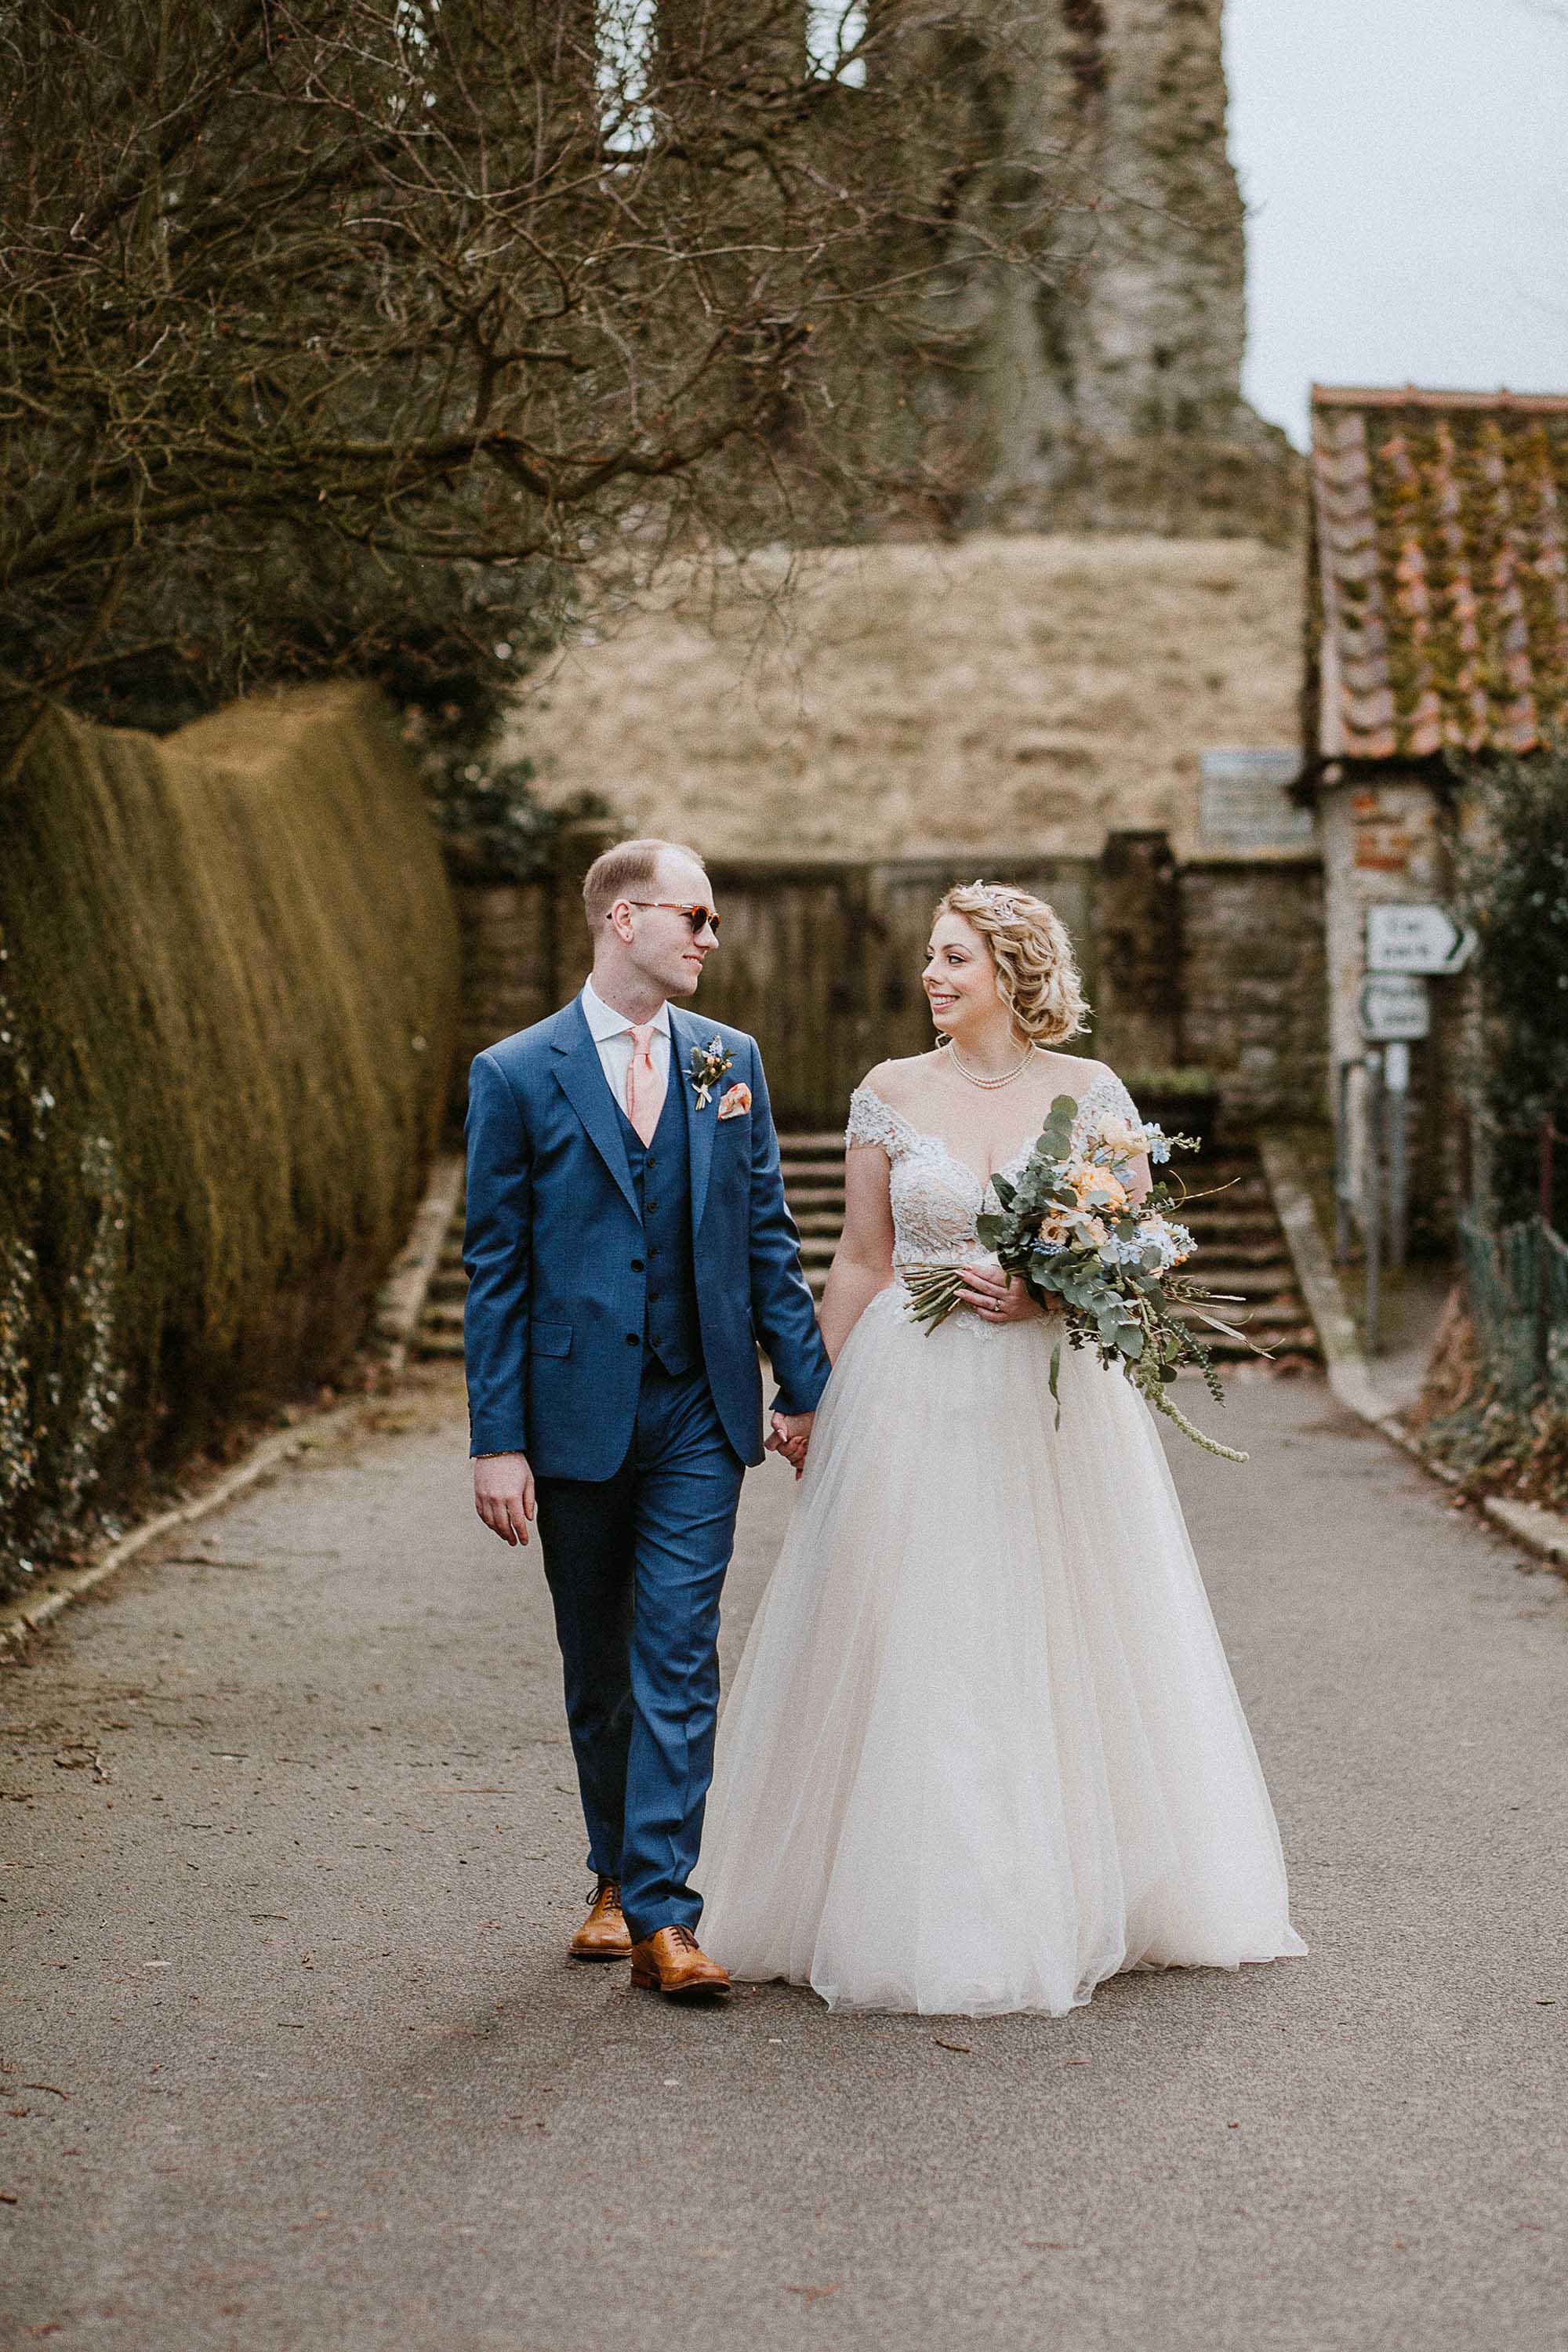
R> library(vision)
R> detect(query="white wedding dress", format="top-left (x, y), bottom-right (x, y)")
top-left (699, 1073), bottom-right (1306, 2016)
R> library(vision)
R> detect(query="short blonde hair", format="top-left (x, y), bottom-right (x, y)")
top-left (583, 837), bottom-right (709, 928)
top-left (934, 880), bottom-right (1090, 1047)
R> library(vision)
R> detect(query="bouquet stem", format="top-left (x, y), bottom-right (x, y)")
top-left (902, 1265), bottom-right (967, 1329)
top-left (1138, 1377), bottom-right (1248, 1461)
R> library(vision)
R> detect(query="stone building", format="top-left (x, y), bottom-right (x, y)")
top-left (1303, 383), bottom-right (1568, 1235)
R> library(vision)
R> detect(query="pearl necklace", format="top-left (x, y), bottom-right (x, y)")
top-left (943, 1039), bottom-right (1037, 1090)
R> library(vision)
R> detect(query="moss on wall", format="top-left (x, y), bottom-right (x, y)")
top-left (0, 683), bottom-right (459, 1588)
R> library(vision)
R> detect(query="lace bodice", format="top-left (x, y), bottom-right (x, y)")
top-left (844, 1069), bottom-right (1141, 1269)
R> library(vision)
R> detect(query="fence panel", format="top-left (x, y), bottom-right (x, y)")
top-left (1458, 1212), bottom-right (1568, 1405)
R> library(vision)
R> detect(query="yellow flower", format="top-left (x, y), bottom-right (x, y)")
top-left (1066, 1160), bottom-right (1129, 1215)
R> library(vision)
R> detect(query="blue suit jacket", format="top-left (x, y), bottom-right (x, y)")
top-left (463, 997), bottom-right (832, 1478)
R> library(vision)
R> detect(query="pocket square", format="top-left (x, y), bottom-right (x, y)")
top-left (716, 1082), bottom-right (752, 1121)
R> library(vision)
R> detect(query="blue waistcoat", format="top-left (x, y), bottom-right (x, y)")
top-left (616, 1066), bottom-right (702, 1376)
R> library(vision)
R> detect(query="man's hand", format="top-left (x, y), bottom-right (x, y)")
top-left (474, 1451), bottom-right (537, 1546)
top-left (766, 1410), bottom-right (815, 1479)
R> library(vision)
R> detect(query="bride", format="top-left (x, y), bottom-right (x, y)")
top-left (699, 880), bottom-right (1305, 2016)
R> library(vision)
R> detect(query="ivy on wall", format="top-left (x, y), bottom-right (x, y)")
top-left (1454, 739), bottom-right (1568, 1226)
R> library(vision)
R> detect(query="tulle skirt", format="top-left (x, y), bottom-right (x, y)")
top-left (699, 1283), bottom-right (1307, 2016)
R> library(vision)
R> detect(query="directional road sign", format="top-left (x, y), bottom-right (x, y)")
top-left (1357, 971), bottom-right (1432, 1042)
top-left (1366, 902), bottom-right (1476, 975)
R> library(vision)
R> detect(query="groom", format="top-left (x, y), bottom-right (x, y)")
top-left (462, 837), bottom-right (830, 1999)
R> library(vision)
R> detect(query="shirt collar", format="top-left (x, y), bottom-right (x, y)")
top-left (582, 975), bottom-right (671, 1043)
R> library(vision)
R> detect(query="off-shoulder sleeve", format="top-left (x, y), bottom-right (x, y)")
top-left (1071, 1069), bottom-right (1142, 1138)
top-left (845, 1083), bottom-right (909, 1160)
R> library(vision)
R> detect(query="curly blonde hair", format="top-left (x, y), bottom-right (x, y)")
top-left (934, 880), bottom-right (1090, 1047)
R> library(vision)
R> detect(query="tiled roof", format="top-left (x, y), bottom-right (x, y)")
top-left (1308, 385), bottom-right (1568, 763)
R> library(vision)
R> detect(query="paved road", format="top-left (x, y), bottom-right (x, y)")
top-left (3, 1368), bottom-right (1566, 2352)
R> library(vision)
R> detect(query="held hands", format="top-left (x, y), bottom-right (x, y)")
top-left (956, 1264), bottom-right (1044, 1324)
top-left (766, 1409), bottom-right (815, 1479)
top-left (474, 1451), bottom-right (537, 1545)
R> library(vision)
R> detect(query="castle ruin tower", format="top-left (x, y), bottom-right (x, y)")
top-left (958, 0), bottom-right (1294, 537)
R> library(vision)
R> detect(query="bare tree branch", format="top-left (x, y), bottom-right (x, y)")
top-left (1, 0), bottom-right (1076, 749)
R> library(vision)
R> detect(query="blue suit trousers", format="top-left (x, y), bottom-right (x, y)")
top-left (532, 1357), bottom-right (745, 1944)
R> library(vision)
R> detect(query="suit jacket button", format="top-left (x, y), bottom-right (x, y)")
top-left (630, 1258), bottom-right (645, 1272)
top-left (625, 1333), bottom-right (639, 1346)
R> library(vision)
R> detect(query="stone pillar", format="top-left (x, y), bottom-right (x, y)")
top-left (1094, 829), bottom-right (1183, 1073)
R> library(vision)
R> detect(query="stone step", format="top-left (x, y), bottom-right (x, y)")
top-left (1178, 1301), bottom-right (1316, 1338)
top-left (1189, 1230), bottom-right (1294, 1260)
top-left (1182, 1182), bottom-right (1273, 1211)
top-left (1180, 1222), bottom-right (1286, 1252)
top-left (416, 1330), bottom-right (466, 1360)
top-left (415, 1140), bottom-right (1326, 1369)
top-left (419, 1300), bottom-right (466, 1334)
top-left (1187, 1247), bottom-right (1289, 1279)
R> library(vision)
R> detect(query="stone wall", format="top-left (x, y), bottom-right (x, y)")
top-left (1181, 858), bottom-right (1328, 1128)
top-left (452, 881), bottom-right (553, 1094)
top-left (1316, 771), bottom-right (1472, 1243)
top-left (509, 535), bottom-right (1305, 865)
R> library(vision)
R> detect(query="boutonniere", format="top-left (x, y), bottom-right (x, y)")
top-left (717, 1082), bottom-right (752, 1122)
top-left (688, 1035), bottom-right (735, 1111)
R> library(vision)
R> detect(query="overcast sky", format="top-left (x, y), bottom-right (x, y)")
top-left (1224, 0), bottom-right (1568, 447)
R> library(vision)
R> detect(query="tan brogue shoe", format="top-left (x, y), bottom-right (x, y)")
top-left (629, 1924), bottom-right (731, 2000)
top-left (569, 1879), bottom-right (631, 1962)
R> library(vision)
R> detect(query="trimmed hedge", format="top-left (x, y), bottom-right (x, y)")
top-left (0, 683), bottom-right (459, 1587)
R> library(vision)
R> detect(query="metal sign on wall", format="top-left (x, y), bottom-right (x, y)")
top-left (1198, 750), bottom-right (1315, 851)
top-left (1366, 902), bottom-right (1475, 975)
top-left (1357, 971), bottom-right (1432, 1042)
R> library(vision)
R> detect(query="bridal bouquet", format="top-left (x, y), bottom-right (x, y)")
top-left (903, 1094), bottom-right (1254, 1460)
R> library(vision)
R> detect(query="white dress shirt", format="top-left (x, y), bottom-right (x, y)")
top-left (581, 976), bottom-right (671, 1124)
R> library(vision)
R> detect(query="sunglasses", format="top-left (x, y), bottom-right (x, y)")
top-left (621, 899), bottom-right (721, 938)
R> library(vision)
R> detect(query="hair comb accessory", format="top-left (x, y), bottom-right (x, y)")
top-left (969, 880), bottom-right (1025, 919)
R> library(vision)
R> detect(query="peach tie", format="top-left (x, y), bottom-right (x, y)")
top-left (625, 1022), bottom-right (660, 1146)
